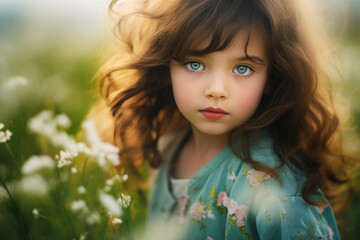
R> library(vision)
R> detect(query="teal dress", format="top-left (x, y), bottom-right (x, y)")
top-left (148, 130), bottom-right (340, 240)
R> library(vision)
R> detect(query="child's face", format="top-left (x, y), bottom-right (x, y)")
top-left (170, 30), bottom-right (268, 137)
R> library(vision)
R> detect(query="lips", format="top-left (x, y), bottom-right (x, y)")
top-left (199, 107), bottom-right (228, 120)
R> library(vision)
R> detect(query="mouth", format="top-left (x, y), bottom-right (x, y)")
top-left (199, 107), bottom-right (228, 120)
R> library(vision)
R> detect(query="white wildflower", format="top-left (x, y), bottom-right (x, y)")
top-left (122, 174), bottom-right (128, 182)
top-left (118, 193), bottom-right (131, 208)
top-left (71, 167), bottom-right (78, 174)
top-left (111, 217), bottom-right (123, 224)
top-left (74, 142), bottom-right (90, 154)
top-left (28, 110), bottom-right (53, 135)
top-left (28, 111), bottom-right (78, 151)
top-left (79, 232), bottom-right (88, 240)
top-left (55, 150), bottom-right (77, 168)
top-left (32, 208), bottom-right (39, 218)
top-left (17, 175), bottom-right (49, 196)
top-left (106, 179), bottom-right (114, 186)
top-left (86, 212), bottom-right (101, 225)
top-left (70, 200), bottom-right (89, 213)
top-left (55, 114), bottom-right (71, 128)
top-left (22, 155), bottom-right (55, 175)
top-left (0, 123), bottom-right (12, 143)
top-left (99, 191), bottom-right (122, 217)
top-left (77, 186), bottom-right (86, 194)
top-left (3, 76), bottom-right (28, 90)
top-left (82, 120), bottom-right (120, 168)
top-left (82, 120), bottom-right (102, 146)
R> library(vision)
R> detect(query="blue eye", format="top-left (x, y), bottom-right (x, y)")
top-left (185, 61), bottom-right (205, 71)
top-left (233, 65), bottom-right (252, 75)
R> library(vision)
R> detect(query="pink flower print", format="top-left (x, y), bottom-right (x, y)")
top-left (189, 202), bottom-right (207, 221)
top-left (217, 192), bottom-right (227, 204)
top-left (236, 218), bottom-right (245, 227)
top-left (235, 204), bottom-right (247, 227)
top-left (206, 237), bottom-right (214, 240)
top-left (222, 195), bottom-right (230, 208)
top-left (227, 198), bottom-right (238, 215)
top-left (246, 169), bottom-right (271, 187)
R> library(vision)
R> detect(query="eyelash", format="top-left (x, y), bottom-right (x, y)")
top-left (184, 60), bottom-right (254, 76)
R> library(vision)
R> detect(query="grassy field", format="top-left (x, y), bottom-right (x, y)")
top-left (0, 2), bottom-right (360, 239)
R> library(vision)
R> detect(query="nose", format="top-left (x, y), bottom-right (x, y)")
top-left (204, 71), bottom-right (229, 100)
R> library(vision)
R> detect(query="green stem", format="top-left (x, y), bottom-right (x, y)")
top-left (0, 179), bottom-right (32, 240)
top-left (4, 142), bottom-right (21, 171)
top-left (81, 157), bottom-right (88, 185)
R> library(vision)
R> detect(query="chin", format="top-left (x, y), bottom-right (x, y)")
top-left (194, 125), bottom-right (231, 137)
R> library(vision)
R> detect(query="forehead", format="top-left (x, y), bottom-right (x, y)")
top-left (189, 29), bottom-right (268, 61)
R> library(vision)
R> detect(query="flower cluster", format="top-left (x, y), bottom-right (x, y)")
top-left (0, 109), bottom-right (135, 239)
top-left (189, 202), bottom-right (207, 221)
top-left (217, 192), bottom-right (247, 227)
top-left (246, 169), bottom-right (271, 187)
top-left (3, 76), bottom-right (29, 90)
top-left (28, 111), bottom-right (120, 170)
top-left (0, 123), bottom-right (12, 143)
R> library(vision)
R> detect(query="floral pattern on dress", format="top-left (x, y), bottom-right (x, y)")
top-left (190, 202), bottom-right (207, 221)
top-left (216, 191), bottom-right (248, 229)
top-left (246, 169), bottom-right (271, 187)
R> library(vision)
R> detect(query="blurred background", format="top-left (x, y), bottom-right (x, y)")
top-left (0, 0), bottom-right (359, 239)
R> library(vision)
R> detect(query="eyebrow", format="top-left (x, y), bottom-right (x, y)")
top-left (235, 56), bottom-right (266, 65)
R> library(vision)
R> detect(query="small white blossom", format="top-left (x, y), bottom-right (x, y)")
top-left (70, 200), bottom-right (89, 213)
top-left (28, 111), bottom-right (78, 151)
top-left (22, 155), bottom-right (55, 175)
top-left (55, 114), bottom-right (71, 128)
top-left (55, 150), bottom-right (77, 168)
top-left (118, 193), bottom-right (131, 208)
top-left (82, 120), bottom-right (120, 169)
top-left (32, 208), bottom-right (39, 218)
top-left (3, 76), bottom-right (28, 90)
top-left (71, 167), bottom-right (78, 174)
top-left (77, 186), bottom-right (86, 194)
top-left (122, 174), bottom-right (128, 182)
top-left (111, 217), bottom-right (123, 224)
top-left (106, 179), bottom-right (114, 186)
top-left (0, 123), bottom-right (12, 143)
top-left (18, 175), bottom-right (49, 196)
top-left (86, 212), bottom-right (101, 225)
top-left (99, 191), bottom-right (122, 217)
top-left (79, 232), bottom-right (88, 240)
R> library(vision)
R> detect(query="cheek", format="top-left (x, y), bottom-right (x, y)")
top-left (172, 84), bottom-right (195, 112)
top-left (235, 86), bottom-right (265, 115)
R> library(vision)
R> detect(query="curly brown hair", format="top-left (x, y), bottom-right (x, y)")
top-left (96, 0), bottom-right (352, 214)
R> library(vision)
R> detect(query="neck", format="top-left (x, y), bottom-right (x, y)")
top-left (189, 126), bottom-right (229, 159)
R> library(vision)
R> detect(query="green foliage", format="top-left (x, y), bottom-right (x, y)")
top-left (0, 38), bottom-right (147, 240)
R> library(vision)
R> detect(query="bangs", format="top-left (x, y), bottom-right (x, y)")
top-left (165, 0), bottom-right (270, 61)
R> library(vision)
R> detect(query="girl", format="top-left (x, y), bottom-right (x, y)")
top-left (96, 0), bottom-right (353, 239)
